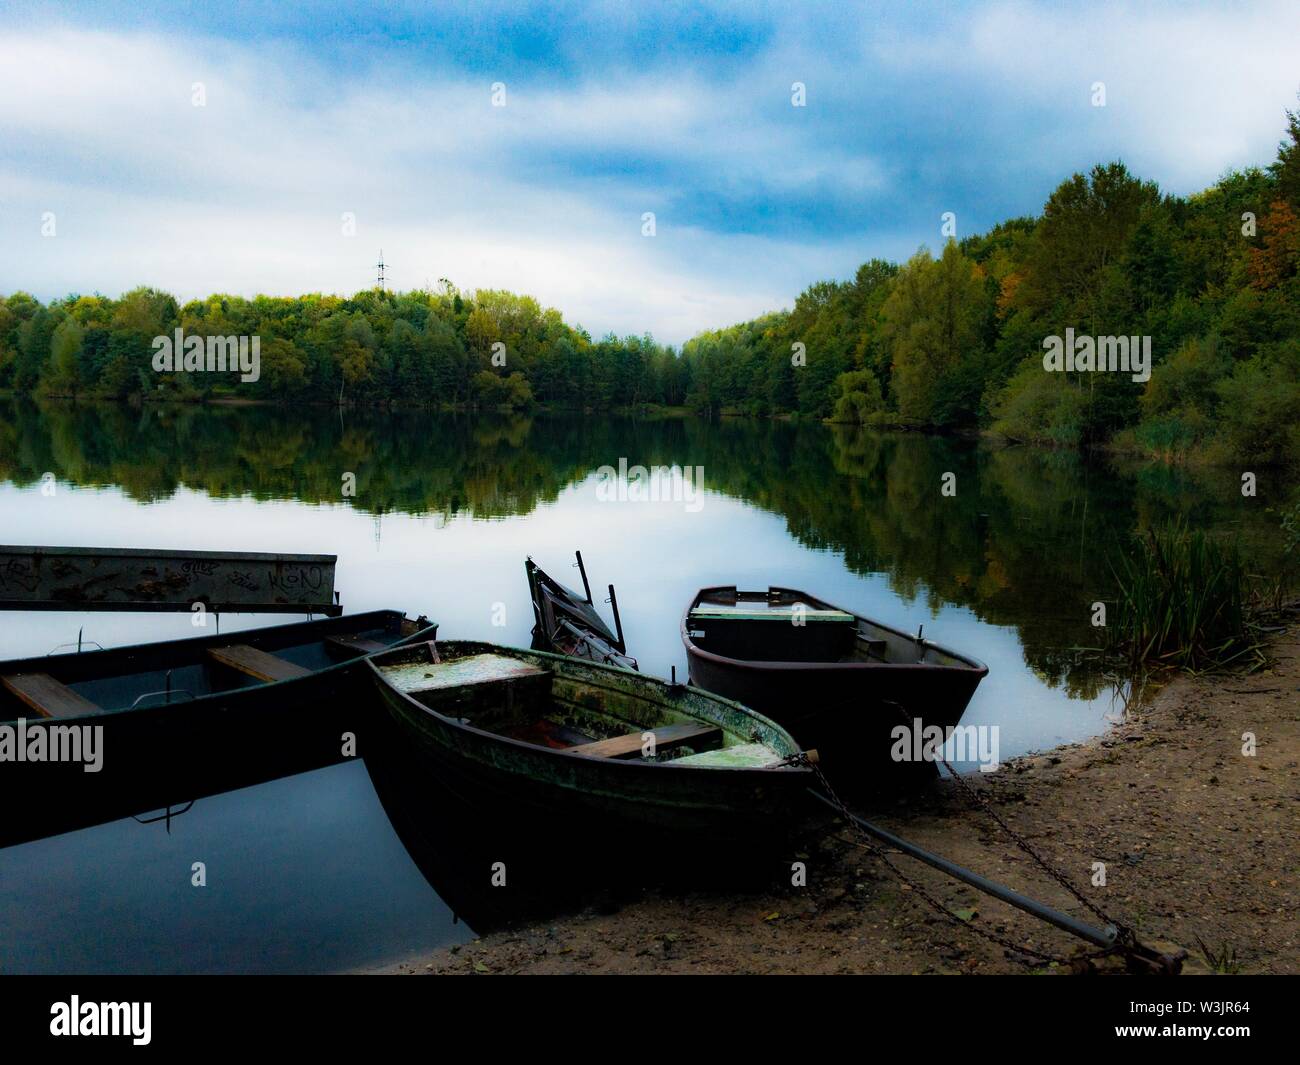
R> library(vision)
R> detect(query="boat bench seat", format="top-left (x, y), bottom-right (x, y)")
top-left (325, 633), bottom-right (388, 656)
top-left (385, 653), bottom-right (548, 693)
top-left (567, 721), bottom-right (721, 759)
top-left (382, 652), bottom-right (554, 718)
top-left (1, 672), bottom-right (101, 719)
top-left (672, 742), bottom-right (780, 769)
top-left (207, 644), bottom-right (310, 683)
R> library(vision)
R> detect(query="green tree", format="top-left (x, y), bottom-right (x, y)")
top-left (879, 242), bottom-right (987, 424)
top-left (830, 368), bottom-right (884, 423)
top-left (44, 316), bottom-right (84, 395)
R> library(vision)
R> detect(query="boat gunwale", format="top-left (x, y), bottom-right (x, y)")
top-left (681, 585), bottom-right (990, 678)
top-left (0, 545), bottom-right (338, 563)
top-left (367, 640), bottom-right (809, 775)
top-left (0, 609), bottom-right (438, 724)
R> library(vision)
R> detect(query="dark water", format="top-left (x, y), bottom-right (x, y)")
top-left (0, 399), bottom-right (1283, 972)
top-left (0, 760), bottom-right (472, 974)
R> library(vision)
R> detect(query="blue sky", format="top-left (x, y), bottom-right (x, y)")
top-left (2, 1), bottom-right (1298, 344)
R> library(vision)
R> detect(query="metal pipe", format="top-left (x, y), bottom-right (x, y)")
top-left (574, 550), bottom-right (593, 604)
top-left (130, 688), bottom-right (196, 709)
top-left (807, 789), bottom-right (1118, 950)
top-left (607, 583), bottom-right (627, 654)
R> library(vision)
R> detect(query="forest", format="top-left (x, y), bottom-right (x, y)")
top-left (679, 103), bottom-right (1300, 466)
top-left (2, 103), bottom-right (1297, 466)
top-left (0, 282), bottom-right (686, 414)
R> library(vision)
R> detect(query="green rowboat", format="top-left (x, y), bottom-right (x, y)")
top-left (366, 640), bottom-right (815, 838)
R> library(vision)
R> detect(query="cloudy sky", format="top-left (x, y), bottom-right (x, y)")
top-left (1, 1), bottom-right (1297, 345)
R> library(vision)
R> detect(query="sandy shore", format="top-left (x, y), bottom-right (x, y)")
top-left (368, 619), bottom-right (1298, 976)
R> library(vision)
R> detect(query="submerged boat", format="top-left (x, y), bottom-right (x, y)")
top-left (681, 587), bottom-right (988, 780)
top-left (525, 553), bottom-right (637, 670)
top-left (0, 610), bottom-right (437, 790)
top-left (366, 639), bottom-right (814, 838)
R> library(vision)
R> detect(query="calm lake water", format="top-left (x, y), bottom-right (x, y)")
top-left (0, 399), bottom-right (1280, 972)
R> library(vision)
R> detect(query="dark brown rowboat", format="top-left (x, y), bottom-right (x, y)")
top-left (681, 586), bottom-right (988, 782)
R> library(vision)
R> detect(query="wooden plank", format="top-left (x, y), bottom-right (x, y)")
top-left (381, 653), bottom-right (546, 694)
top-left (0, 545), bottom-right (340, 614)
top-left (671, 743), bottom-right (779, 768)
top-left (207, 644), bottom-right (310, 683)
top-left (325, 633), bottom-right (388, 656)
top-left (1, 672), bottom-right (100, 719)
top-left (567, 721), bottom-right (721, 759)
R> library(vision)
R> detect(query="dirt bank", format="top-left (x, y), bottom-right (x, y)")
top-left (370, 623), bottom-right (1298, 976)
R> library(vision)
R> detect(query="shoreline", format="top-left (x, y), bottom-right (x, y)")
top-left (7, 393), bottom-right (1288, 469)
top-left (363, 618), bottom-right (1298, 976)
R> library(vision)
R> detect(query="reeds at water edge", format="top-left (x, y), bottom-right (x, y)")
top-left (1107, 522), bottom-right (1269, 673)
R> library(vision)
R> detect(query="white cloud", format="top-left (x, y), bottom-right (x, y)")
top-left (874, 0), bottom-right (1300, 191)
top-left (0, 28), bottom-right (857, 343)
top-left (1, 6), bottom-right (1297, 345)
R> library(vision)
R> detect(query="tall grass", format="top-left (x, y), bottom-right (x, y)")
top-left (1108, 522), bottom-right (1262, 672)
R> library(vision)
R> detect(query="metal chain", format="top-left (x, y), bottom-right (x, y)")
top-left (877, 698), bottom-right (1129, 940)
top-left (791, 753), bottom-right (1101, 965)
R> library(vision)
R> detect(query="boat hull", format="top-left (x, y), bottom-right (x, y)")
top-left (684, 651), bottom-right (983, 773)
